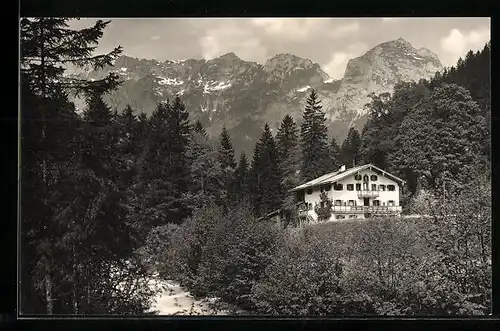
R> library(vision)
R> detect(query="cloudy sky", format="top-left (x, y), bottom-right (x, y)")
top-left (69, 17), bottom-right (490, 79)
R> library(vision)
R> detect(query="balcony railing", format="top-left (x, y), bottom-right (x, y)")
top-left (357, 190), bottom-right (380, 198)
top-left (299, 205), bottom-right (402, 215)
top-left (332, 205), bottom-right (402, 214)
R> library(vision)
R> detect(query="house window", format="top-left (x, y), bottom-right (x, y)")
top-left (382, 202), bottom-right (386, 206)
top-left (356, 183), bottom-right (361, 191)
top-left (334, 183), bottom-right (343, 191)
top-left (348, 200), bottom-right (355, 206)
top-left (307, 188), bottom-right (313, 194)
top-left (337, 215), bottom-right (345, 219)
top-left (387, 185), bottom-right (395, 191)
top-left (334, 200), bottom-right (342, 206)
top-left (349, 215), bottom-right (357, 219)
top-left (373, 200), bottom-right (380, 206)
top-left (371, 184), bottom-right (377, 191)
top-left (324, 184), bottom-right (331, 191)
top-left (388, 200), bottom-right (394, 207)
top-left (347, 184), bottom-right (354, 191)
top-left (379, 184), bottom-right (386, 191)
top-left (363, 175), bottom-right (369, 182)
top-left (370, 175), bottom-right (378, 181)
top-left (363, 183), bottom-right (368, 190)
top-left (354, 174), bottom-right (362, 181)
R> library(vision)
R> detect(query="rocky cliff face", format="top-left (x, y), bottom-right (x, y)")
top-left (331, 38), bottom-right (443, 127)
top-left (69, 38), bottom-right (442, 155)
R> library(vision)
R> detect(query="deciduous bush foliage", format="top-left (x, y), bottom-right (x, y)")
top-left (162, 185), bottom-right (491, 316)
top-left (160, 203), bottom-right (283, 311)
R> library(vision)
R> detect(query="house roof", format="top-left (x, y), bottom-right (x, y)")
top-left (289, 164), bottom-right (406, 192)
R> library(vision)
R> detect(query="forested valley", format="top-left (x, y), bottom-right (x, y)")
top-left (20, 18), bottom-right (491, 315)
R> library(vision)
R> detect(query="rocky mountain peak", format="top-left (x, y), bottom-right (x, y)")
top-left (215, 52), bottom-right (241, 62)
top-left (332, 37), bottom-right (443, 125)
top-left (70, 38), bottom-right (444, 156)
top-left (264, 53), bottom-right (314, 72)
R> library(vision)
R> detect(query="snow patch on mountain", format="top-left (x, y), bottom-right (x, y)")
top-left (323, 78), bottom-right (335, 83)
top-left (203, 81), bottom-right (232, 94)
top-left (297, 85), bottom-right (311, 92)
top-left (157, 77), bottom-right (184, 86)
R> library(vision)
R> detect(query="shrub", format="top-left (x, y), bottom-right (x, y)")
top-left (160, 202), bottom-right (284, 310)
top-left (250, 231), bottom-right (348, 315)
top-left (314, 191), bottom-right (333, 222)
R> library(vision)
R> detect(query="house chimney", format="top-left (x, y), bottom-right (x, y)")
top-left (339, 165), bottom-right (346, 172)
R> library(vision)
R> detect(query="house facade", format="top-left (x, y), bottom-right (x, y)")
top-left (290, 164), bottom-right (405, 224)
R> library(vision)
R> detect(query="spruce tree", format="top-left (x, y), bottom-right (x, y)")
top-left (218, 126), bottom-right (237, 205)
top-left (20, 18), bottom-right (127, 314)
top-left (184, 128), bottom-right (225, 210)
top-left (340, 127), bottom-right (362, 168)
top-left (276, 115), bottom-right (302, 226)
top-left (20, 18), bottom-right (122, 100)
top-left (140, 97), bottom-right (191, 225)
top-left (300, 89), bottom-right (331, 181)
top-left (249, 141), bottom-right (263, 214)
top-left (329, 137), bottom-right (341, 170)
top-left (276, 115), bottom-right (299, 164)
top-left (251, 124), bottom-right (283, 216)
top-left (193, 120), bottom-right (208, 137)
top-left (166, 96), bottom-right (191, 196)
top-left (234, 152), bottom-right (250, 204)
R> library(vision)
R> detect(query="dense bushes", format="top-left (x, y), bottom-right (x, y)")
top-left (159, 202), bottom-right (284, 311)
top-left (159, 183), bottom-right (491, 316)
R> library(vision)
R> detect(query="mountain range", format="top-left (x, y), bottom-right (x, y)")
top-left (68, 37), bottom-right (443, 156)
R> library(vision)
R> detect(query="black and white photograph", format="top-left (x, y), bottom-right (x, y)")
top-left (19, 17), bottom-right (491, 316)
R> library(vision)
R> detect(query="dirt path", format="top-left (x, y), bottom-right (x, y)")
top-left (146, 278), bottom-right (233, 315)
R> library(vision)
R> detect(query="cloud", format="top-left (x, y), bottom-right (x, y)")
top-left (328, 22), bottom-right (360, 38)
top-left (251, 19), bottom-right (359, 41)
top-left (322, 43), bottom-right (368, 79)
top-left (199, 25), bottom-right (268, 61)
top-left (440, 27), bottom-right (490, 62)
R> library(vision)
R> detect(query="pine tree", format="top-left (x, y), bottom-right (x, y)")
top-left (329, 137), bottom-right (341, 170)
top-left (234, 152), bottom-right (250, 204)
top-left (166, 96), bottom-right (191, 196)
top-left (251, 124), bottom-right (283, 216)
top-left (276, 115), bottom-right (298, 164)
top-left (20, 18), bottom-right (125, 314)
top-left (340, 127), bottom-right (362, 168)
top-left (20, 18), bottom-right (122, 100)
top-left (193, 120), bottom-right (208, 137)
top-left (218, 126), bottom-right (237, 171)
top-left (300, 89), bottom-right (331, 181)
top-left (249, 141), bottom-right (263, 214)
top-left (218, 126), bottom-right (237, 205)
top-left (140, 97), bottom-right (191, 225)
top-left (276, 115), bottom-right (301, 225)
top-left (184, 128), bottom-right (225, 210)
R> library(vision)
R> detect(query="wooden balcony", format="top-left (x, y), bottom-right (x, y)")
top-left (299, 205), bottom-right (402, 216)
top-left (331, 205), bottom-right (402, 214)
top-left (357, 190), bottom-right (380, 198)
